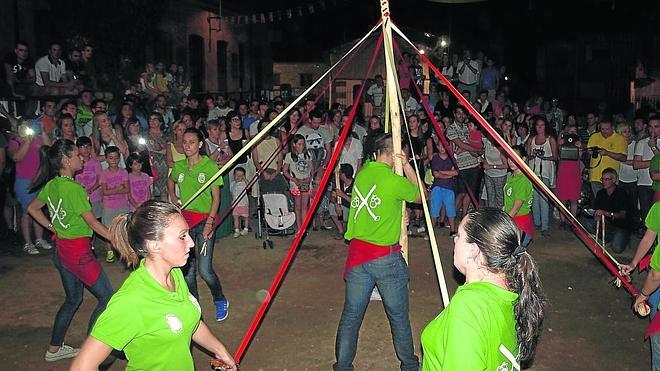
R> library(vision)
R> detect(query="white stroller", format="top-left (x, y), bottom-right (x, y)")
top-left (256, 192), bottom-right (296, 249)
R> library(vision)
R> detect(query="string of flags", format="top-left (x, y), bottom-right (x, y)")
top-left (223, 0), bottom-right (341, 25)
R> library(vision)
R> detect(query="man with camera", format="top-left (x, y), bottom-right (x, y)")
top-left (456, 50), bottom-right (480, 102)
top-left (587, 119), bottom-right (627, 197)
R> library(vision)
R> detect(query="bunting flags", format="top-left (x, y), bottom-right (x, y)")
top-left (223, 0), bottom-right (339, 25)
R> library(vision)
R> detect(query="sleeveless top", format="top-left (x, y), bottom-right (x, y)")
top-left (529, 137), bottom-right (555, 186)
top-left (227, 129), bottom-right (248, 164)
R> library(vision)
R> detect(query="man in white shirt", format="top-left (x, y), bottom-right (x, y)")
top-left (35, 43), bottom-right (77, 96)
top-left (634, 117), bottom-right (660, 224)
top-left (456, 50), bottom-right (480, 102)
top-left (402, 88), bottom-right (418, 116)
top-left (367, 74), bottom-right (385, 118)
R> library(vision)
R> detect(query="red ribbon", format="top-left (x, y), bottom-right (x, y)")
top-left (344, 239), bottom-right (401, 278)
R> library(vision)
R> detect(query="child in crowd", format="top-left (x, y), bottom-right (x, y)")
top-left (504, 145), bottom-right (534, 246)
top-left (75, 136), bottom-right (103, 221)
top-left (467, 120), bottom-right (483, 151)
top-left (332, 164), bottom-right (354, 240)
top-left (127, 153), bottom-right (153, 212)
top-left (99, 146), bottom-right (129, 263)
top-left (283, 134), bottom-right (314, 230)
top-left (430, 143), bottom-right (458, 236)
top-left (230, 167), bottom-right (250, 238)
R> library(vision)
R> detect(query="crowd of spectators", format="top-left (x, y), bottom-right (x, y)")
top-left (0, 39), bottom-right (658, 260)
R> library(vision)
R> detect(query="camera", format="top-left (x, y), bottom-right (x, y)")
top-left (590, 147), bottom-right (600, 159)
top-left (533, 148), bottom-right (545, 157)
top-left (564, 133), bottom-right (579, 146)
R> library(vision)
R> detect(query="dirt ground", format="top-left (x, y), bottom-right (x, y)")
top-left (0, 222), bottom-right (652, 370)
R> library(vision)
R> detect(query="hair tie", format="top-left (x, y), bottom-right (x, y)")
top-left (513, 244), bottom-right (527, 258)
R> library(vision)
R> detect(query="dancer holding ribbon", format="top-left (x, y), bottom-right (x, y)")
top-left (70, 200), bottom-right (237, 371)
top-left (334, 133), bottom-right (421, 371)
top-left (26, 139), bottom-right (113, 362)
top-left (421, 208), bottom-right (546, 370)
top-left (167, 128), bottom-right (229, 321)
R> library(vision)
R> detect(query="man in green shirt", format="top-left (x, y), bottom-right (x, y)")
top-left (334, 134), bottom-right (421, 371)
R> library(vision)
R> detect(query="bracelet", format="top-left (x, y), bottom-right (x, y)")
top-left (641, 290), bottom-right (651, 297)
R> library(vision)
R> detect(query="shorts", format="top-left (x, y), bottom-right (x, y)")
top-left (102, 207), bottom-right (129, 227)
top-left (232, 205), bottom-right (249, 217)
top-left (430, 186), bottom-right (456, 218)
top-left (14, 178), bottom-right (37, 211)
top-left (456, 166), bottom-right (481, 195)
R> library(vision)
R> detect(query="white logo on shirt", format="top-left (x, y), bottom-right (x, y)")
top-left (178, 173), bottom-right (185, 183)
top-left (506, 188), bottom-right (512, 197)
top-left (189, 294), bottom-right (201, 313)
top-left (497, 344), bottom-right (521, 371)
top-left (165, 314), bottom-right (183, 333)
top-left (48, 197), bottom-right (70, 229)
top-left (198, 172), bottom-right (206, 183)
top-left (351, 184), bottom-right (381, 221)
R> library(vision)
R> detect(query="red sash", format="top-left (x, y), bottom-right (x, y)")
top-left (181, 210), bottom-right (219, 230)
top-left (647, 312), bottom-right (660, 338)
top-left (56, 237), bottom-right (102, 287)
top-left (513, 213), bottom-right (535, 240)
top-left (344, 239), bottom-right (401, 278)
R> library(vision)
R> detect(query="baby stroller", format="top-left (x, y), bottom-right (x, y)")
top-left (256, 192), bottom-right (296, 249)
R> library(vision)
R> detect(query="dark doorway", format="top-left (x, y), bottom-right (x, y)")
top-left (217, 41), bottom-right (228, 94)
top-left (188, 34), bottom-right (204, 92)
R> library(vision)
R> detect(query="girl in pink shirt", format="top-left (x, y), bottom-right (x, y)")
top-left (99, 146), bottom-right (129, 263)
top-left (75, 137), bottom-right (103, 217)
top-left (127, 153), bottom-right (153, 212)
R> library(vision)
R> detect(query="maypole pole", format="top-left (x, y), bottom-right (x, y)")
top-left (380, 0), bottom-right (409, 262)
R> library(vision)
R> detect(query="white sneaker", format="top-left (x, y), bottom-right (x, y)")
top-left (45, 344), bottom-right (79, 362)
top-left (233, 229), bottom-right (240, 238)
top-left (416, 226), bottom-right (426, 233)
top-left (370, 287), bottom-right (382, 301)
top-left (240, 228), bottom-right (249, 236)
top-left (23, 243), bottom-right (39, 255)
top-left (35, 238), bottom-right (52, 250)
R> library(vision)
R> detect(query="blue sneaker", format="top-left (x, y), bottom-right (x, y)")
top-left (215, 299), bottom-right (229, 321)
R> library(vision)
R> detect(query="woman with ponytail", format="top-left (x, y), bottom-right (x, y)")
top-left (70, 200), bottom-right (237, 371)
top-left (26, 139), bottom-right (113, 362)
top-left (421, 208), bottom-right (546, 370)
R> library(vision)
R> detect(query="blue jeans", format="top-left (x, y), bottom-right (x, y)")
top-left (579, 216), bottom-right (631, 253)
top-left (652, 333), bottom-right (660, 371)
top-left (334, 252), bottom-right (419, 371)
top-left (532, 177), bottom-right (552, 232)
top-left (182, 221), bottom-right (225, 302)
top-left (50, 247), bottom-right (113, 346)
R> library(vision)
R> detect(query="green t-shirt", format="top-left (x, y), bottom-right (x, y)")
top-left (503, 172), bottom-right (533, 216)
top-left (344, 161), bottom-right (419, 246)
top-left (646, 203), bottom-right (660, 271)
top-left (37, 176), bottom-right (92, 239)
top-left (171, 156), bottom-right (223, 213)
top-left (91, 260), bottom-right (202, 371)
top-left (76, 106), bottom-right (94, 126)
top-left (421, 282), bottom-right (519, 370)
top-left (651, 154), bottom-right (660, 192)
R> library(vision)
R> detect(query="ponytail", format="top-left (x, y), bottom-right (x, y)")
top-left (29, 139), bottom-right (76, 193)
top-left (506, 252), bottom-right (546, 364)
top-left (109, 213), bottom-right (142, 267)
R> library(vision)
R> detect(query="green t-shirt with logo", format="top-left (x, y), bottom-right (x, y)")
top-left (651, 154), bottom-right (660, 192)
top-left (503, 172), bottom-right (533, 216)
top-left (76, 106), bottom-right (94, 127)
top-left (646, 203), bottom-right (660, 271)
top-left (91, 260), bottom-right (202, 371)
top-left (37, 176), bottom-right (92, 239)
top-left (421, 282), bottom-right (519, 370)
top-left (171, 156), bottom-right (223, 213)
top-left (344, 161), bottom-right (419, 246)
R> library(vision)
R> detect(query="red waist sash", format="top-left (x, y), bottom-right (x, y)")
top-left (344, 239), bottom-right (401, 278)
top-left (513, 213), bottom-right (535, 240)
top-left (56, 237), bottom-right (102, 287)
